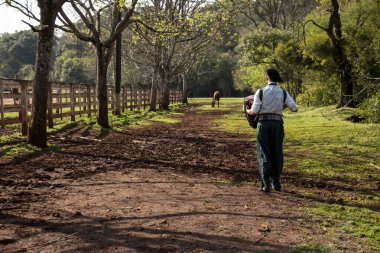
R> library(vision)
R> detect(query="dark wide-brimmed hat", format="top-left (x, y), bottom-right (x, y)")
top-left (267, 68), bottom-right (283, 83)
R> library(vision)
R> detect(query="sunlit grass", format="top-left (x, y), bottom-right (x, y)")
top-left (0, 142), bottom-right (60, 159)
top-left (191, 97), bottom-right (244, 111)
top-left (308, 204), bottom-right (380, 250)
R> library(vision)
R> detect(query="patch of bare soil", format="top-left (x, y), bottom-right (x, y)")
top-left (0, 104), bottom-right (362, 252)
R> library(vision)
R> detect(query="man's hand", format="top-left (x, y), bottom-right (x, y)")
top-left (246, 109), bottom-right (256, 116)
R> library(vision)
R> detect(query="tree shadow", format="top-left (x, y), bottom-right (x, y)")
top-left (0, 211), bottom-right (293, 252)
top-left (55, 149), bottom-right (257, 180)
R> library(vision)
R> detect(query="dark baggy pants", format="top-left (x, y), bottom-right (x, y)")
top-left (256, 120), bottom-right (284, 190)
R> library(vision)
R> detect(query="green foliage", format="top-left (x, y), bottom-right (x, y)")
top-left (18, 64), bottom-right (35, 80)
top-left (0, 30), bottom-right (37, 78)
top-left (234, 26), bottom-right (293, 91)
top-left (300, 0), bottom-right (380, 107)
top-left (189, 51), bottom-right (238, 97)
top-left (344, 0), bottom-right (380, 76)
top-left (233, 64), bottom-right (267, 91)
top-left (296, 71), bottom-right (339, 106)
top-left (231, 0), bottom-right (380, 109)
top-left (54, 49), bottom-right (94, 83)
top-left (302, 10), bottom-right (332, 68)
top-left (343, 0), bottom-right (380, 104)
top-left (237, 26), bottom-right (292, 66)
top-left (274, 39), bottom-right (304, 97)
top-left (359, 90), bottom-right (380, 123)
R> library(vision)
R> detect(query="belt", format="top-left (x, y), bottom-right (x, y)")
top-left (258, 114), bottom-right (283, 121)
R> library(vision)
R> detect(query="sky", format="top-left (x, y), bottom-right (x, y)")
top-left (0, 4), bottom-right (37, 34)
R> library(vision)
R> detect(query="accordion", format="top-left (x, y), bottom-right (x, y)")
top-left (243, 95), bottom-right (258, 128)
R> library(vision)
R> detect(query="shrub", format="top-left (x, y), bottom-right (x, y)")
top-left (359, 90), bottom-right (380, 123)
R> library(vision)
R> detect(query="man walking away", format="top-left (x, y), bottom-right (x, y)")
top-left (245, 68), bottom-right (298, 192)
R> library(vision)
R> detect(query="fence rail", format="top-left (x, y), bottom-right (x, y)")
top-left (0, 78), bottom-right (182, 135)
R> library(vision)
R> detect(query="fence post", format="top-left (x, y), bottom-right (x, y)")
top-left (143, 89), bottom-right (146, 110)
top-left (137, 89), bottom-right (142, 111)
top-left (70, 83), bottom-right (75, 121)
top-left (133, 89), bottom-right (139, 109)
top-left (47, 83), bottom-right (53, 128)
top-left (0, 79), bottom-right (4, 129)
top-left (55, 84), bottom-right (60, 114)
top-left (122, 86), bottom-right (126, 112)
top-left (78, 84), bottom-right (82, 117)
top-left (130, 87), bottom-right (133, 111)
top-left (157, 88), bottom-right (161, 109)
top-left (110, 87), bottom-right (114, 112)
top-left (83, 84), bottom-right (87, 113)
top-left (20, 80), bottom-right (28, 136)
top-left (87, 84), bottom-right (91, 117)
top-left (59, 83), bottom-right (63, 120)
top-left (93, 85), bottom-right (97, 115)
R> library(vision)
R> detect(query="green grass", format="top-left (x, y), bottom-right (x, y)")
top-left (284, 107), bottom-right (379, 189)
top-left (208, 99), bottom-right (380, 251)
top-left (290, 242), bottom-right (332, 253)
top-left (0, 142), bottom-right (60, 159)
top-left (193, 97), bottom-right (244, 111)
top-left (309, 204), bottom-right (380, 250)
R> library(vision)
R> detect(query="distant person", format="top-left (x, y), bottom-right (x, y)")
top-left (245, 68), bottom-right (298, 192)
top-left (211, 91), bottom-right (220, 107)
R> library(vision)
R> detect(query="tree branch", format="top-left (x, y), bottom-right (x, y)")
top-left (58, 9), bottom-right (93, 42)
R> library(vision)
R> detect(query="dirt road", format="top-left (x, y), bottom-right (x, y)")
top-left (0, 104), bottom-right (356, 252)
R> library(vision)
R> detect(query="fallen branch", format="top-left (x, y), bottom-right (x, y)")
top-left (369, 163), bottom-right (380, 170)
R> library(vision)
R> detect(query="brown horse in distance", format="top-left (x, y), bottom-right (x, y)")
top-left (211, 91), bottom-right (220, 107)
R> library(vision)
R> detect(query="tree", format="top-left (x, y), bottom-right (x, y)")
top-left (7, 0), bottom-right (68, 147)
top-left (230, 0), bottom-right (317, 30)
top-left (343, 0), bottom-right (380, 103)
top-left (230, 0), bottom-right (317, 97)
top-left (58, 0), bottom-right (138, 128)
top-left (233, 26), bottom-right (292, 90)
top-left (128, 0), bottom-right (228, 110)
top-left (305, 0), bottom-right (355, 107)
top-left (54, 49), bottom-right (92, 82)
top-left (0, 30), bottom-right (37, 78)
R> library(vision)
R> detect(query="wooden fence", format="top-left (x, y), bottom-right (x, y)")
top-left (0, 78), bottom-right (182, 135)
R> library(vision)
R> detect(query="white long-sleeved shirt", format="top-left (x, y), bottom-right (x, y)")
top-left (250, 83), bottom-right (298, 115)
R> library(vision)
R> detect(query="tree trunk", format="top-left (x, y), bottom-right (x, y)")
top-left (181, 73), bottom-right (188, 104)
top-left (149, 69), bottom-right (158, 111)
top-left (337, 58), bottom-right (354, 107)
top-left (159, 70), bottom-right (170, 110)
top-left (329, 0), bottom-right (355, 108)
top-left (28, 7), bottom-right (57, 148)
top-left (96, 46), bottom-right (110, 128)
top-left (114, 10), bottom-right (122, 116)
